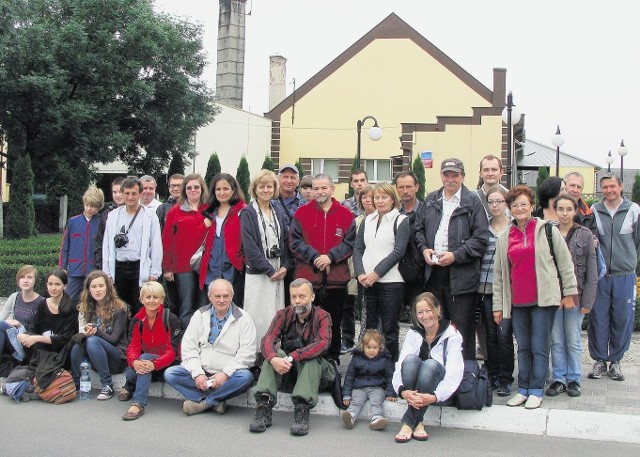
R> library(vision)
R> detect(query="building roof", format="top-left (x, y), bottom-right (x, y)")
top-left (518, 139), bottom-right (602, 169)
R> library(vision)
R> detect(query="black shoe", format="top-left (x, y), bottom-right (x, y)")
top-left (566, 381), bottom-right (581, 398)
top-left (545, 381), bottom-right (566, 397)
top-left (340, 343), bottom-right (350, 354)
top-left (290, 404), bottom-right (310, 436)
top-left (249, 395), bottom-right (274, 433)
top-left (490, 377), bottom-right (501, 390)
top-left (496, 383), bottom-right (512, 397)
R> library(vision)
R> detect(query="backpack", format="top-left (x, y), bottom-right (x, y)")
top-left (442, 339), bottom-right (492, 410)
top-left (392, 213), bottom-right (425, 283)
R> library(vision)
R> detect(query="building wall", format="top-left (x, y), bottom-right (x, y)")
top-left (275, 38), bottom-right (499, 196)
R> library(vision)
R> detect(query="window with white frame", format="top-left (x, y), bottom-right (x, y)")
top-left (311, 159), bottom-right (339, 180)
top-left (365, 159), bottom-right (391, 182)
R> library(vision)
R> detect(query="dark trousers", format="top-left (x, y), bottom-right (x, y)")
top-left (115, 260), bottom-right (141, 315)
top-left (313, 287), bottom-right (346, 360)
top-left (482, 294), bottom-right (514, 384)
top-left (402, 280), bottom-right (424, 314)
top-left (425, 266), bottom-right (476, 360)
top-left (341, 294), bottom-right (356, 348)
top-left (364, 282), bottom-right (405, 361)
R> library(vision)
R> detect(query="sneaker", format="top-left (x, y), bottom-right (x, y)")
top-left (566, 381), bottom-right (582, 397)
top-left (506, 393), bottom-right (528, 407)
top-left (545, 381), bottom-right (566, 397)
top-left (341, 410), bottom-right (354, 429)
top-left (183, 399), bottom-right (212, 415)
top-left (524, 395), bottom-right (542, 409)
top-left (96, 385), bottom-right (114, 401)
top-left (496, 383), bottom-right (512, 397)
top-left (588, 360), bottom-right (607, 379)
top-left (608, 362), bottom-right (625, 381)
top-left (212, 401), bottom-right (227, 414)
top-left (490, 377), bottom-right (501, 390)
top-left (369, 416), bottom-right (388, 431)
top-left (340, 343), bottom-right (350, 354)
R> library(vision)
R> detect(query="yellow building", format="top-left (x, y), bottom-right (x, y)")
top-left (266, 13), bottom-right (520, 197)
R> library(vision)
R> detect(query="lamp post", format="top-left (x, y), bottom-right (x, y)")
top-left (618, 139), bottom-right (628, 183)
top-left (551, 125), bottom-right (564, 177)
top-left (501, 91), bottom-right (521, 188)
top-left (356, 116), bottom-right (383, 169)
top-left (605, 150), bottom-right (614, 172)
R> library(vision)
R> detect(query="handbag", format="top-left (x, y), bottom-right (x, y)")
top-left (190, 229), bottom-right (210, 272)
top-left (34, 369), bottom-right (77, 404)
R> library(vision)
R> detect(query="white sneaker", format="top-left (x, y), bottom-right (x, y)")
top-left (369, 416), bottom-right (388, 430)
top-left (506, 393), bottom-right (528, 407)
top-left (341, 410), bottom-right (354, 429)
top-left (524, 395), bottom-right (542, 409)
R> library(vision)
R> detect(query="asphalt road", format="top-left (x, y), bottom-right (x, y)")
top-left (2, 395), bottom-right (639, 456)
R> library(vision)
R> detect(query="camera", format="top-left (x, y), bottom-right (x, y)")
top-left (266, 245), bottom-right (281, 258)
top-left (114, 233), bottom-right (129, 248)
top-left (282, 335), bottom-right (304, 353)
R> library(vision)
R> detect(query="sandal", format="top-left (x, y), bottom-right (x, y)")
top-left (395, 424), bottom-right (413, 443)
top-left (118, 387), bottom-right (132, 402)
top-left (122, 403), bottom-right (145, 421)
top-left (412, 423), bottom-right (429, 441)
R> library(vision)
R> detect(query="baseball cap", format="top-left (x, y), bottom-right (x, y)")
top-left (440, 158), bottom-right (465, 174)
top-left (278, 164), bottom-right (299, 174)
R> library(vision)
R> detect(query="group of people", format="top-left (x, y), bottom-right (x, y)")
top-left (1, 155), bottom-right (638, 443)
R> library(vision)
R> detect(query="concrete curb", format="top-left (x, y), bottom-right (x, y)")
top-left (100, 372), bottom-right (640, 444)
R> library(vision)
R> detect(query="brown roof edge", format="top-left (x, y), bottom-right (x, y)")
top-left (265, 12), bottom-right (494, 119)
top-left (401, 106), bottom-right (503, 133)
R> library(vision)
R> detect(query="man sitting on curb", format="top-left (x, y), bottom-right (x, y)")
top-left (249, 278), bottom-right (334, 436)
top-left (164, 279), bottom-right (257, 415)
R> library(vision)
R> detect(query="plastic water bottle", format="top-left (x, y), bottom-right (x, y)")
top-left (79, 359), bottom-right (92, 400)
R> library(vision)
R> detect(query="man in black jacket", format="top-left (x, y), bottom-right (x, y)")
top-left (414, 158), bottom-right (489, 360)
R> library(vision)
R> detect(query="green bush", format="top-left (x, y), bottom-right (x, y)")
top-left (0, 234), bottom-right (61, 296)
top-left (6, 154), bottom-right (36, 239)
top-left (236, 156), bottom-right (251, 203)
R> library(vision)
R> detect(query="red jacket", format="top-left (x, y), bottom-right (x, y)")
top-left (126, 306), bottom-right (181, 370)
top-left (289, 198), bottom-right (355, 287)
top-left (162, 202), bottom-right (208, 274)
top-left (199, 200), bottom-right (247, 288)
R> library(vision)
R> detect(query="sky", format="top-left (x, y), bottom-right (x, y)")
top-left (154, 0), bottom-right (640, 169)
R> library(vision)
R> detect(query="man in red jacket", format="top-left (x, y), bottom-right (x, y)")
top-left (289, 174), bottom-right (355, 361)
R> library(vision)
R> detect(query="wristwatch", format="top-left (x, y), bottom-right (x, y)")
top-left (286, 355), bottom-right (294, 363)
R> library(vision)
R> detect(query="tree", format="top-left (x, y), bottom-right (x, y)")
top-left (348, 156), bottom-right (358, 197)
top-left (168, 152), bottom-right (186, 178)
top-left (295, 158), bottom-right (305, 177)
top-left (6, 154), bottom-right (36, 239)
top-left (261, 155), bottom-right (275, 172)
top-left (204, 152), bottom-right (221, 186)
top-left (632, 173), bottom-right (640, 205)
top-left (236, 156), bottom-right (251, 203)
top-left (0, 0), bottom-right (217, 201)
top-left (412, 154), bottom-right (426, 201)
top-left (536, 167), bottom-right (550, 190)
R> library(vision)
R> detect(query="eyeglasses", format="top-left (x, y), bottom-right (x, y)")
top-left (169, 184), bottom-right (182, 188)
top-left (487, 199), bottom-right (505, 205)
top-left (186, 185), bottom-right (201, 191)
top-left (510, 202), bottom-right (531, 210)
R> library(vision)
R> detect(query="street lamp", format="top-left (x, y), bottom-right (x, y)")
top-left (605, 150), bottom-right (614, 172)
top-left (551, 125), bottom-right (564, 177)
top-left (356, 116), bottom-right (383, 169)
top-left (501, 91), bottom-right (521, 188)
top-left (618, 139), bottom-right (628, 183)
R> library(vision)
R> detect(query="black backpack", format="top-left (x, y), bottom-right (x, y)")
top-left (442, 339), bottom-right (492, 410)
top-left (392, 212), bottom-right (425, 283)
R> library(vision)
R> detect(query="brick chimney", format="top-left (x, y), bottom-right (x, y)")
top-left (269, 55), bottom-right (287, 111)
top-left (216, 0), bottom-right (247, 108)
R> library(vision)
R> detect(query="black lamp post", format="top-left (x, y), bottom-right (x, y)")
top-left (502, 92), bottom-right (521, 188)
top-left (618, 139), bottom-right (628, 183)
top-left (605, 150), bottom-right (614, 172)
top-left (356, 116), bottom-right (382, 169)
top-left (551, 125), bottom-right (564, 177)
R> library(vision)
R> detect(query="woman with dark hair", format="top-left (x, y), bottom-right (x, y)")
top-left (493, 185), bottom-right (577, 410)
top-left (392, 292), bottom-right (463, 443)
top-left (162, 173), bottom-right (209, 327)
top-left (17, 269), bottom-right (78, 361)
top-left (200, 173), bottom-right (247, 304)
top-left (70, 270), bottom-right (130, 400)
top-left (533, 176), bottom-right (565, 222)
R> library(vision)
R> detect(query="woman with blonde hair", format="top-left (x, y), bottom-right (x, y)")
top-left (241, 169), bottom-right (289, 345)
top-left (353, 182), bottom-right (409, 361)
top-left (162, 173), bottom-right (209, 327)
top-left (70, 270), bottom-right (130, 401)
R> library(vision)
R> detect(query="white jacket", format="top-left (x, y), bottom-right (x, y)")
top-left (392, 321), bottom-right (464, 402)
top-left (180, 303), bottom-right (257, 378)
top-left (103, 205), bottom-right (162, 287)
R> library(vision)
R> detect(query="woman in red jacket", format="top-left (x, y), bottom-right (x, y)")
top-left (162, 173), bottom-right (209, 327)
top-left (120, 281), bottom-right (181, 421)
top-left (199, 173), bottom-right (247, 305)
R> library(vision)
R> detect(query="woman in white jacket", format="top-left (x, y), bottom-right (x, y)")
top-left (392, 292), bottom-right (463, 443)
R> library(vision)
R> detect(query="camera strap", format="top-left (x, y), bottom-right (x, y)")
top-left (257, 203), bottom-right (280, 249)
top-left (122, 206), bottom-right (142, 235)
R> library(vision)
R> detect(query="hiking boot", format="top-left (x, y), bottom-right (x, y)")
top-left (96, 385), bottom-right (114, 401)
top-left (588, 360), bottom-right (607, 379)
top-left (249, 395), bottom-right (274, 433)
top-left (545, 381), bottom-right (566, 397)
top-left (290, 404), bottom-right (310, 436)
top-left (566, 381), bottom-right (582, 397)
top-left (183, 399), bottom-right (212, 416)
top-left (608, 362), bottom-right (625, 381)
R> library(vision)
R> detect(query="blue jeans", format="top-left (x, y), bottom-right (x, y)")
top-left (0, 321), bottom-right (26, 361)
top-left (174, 272), bottom-right (206, 328)
top-left (399, 355), bottom-right (445, 428)
top-left (365, 282), bottom-right (405, 361)
top-left (70, 336), bottom-right (126, 388)
top-left (124, 353), bottom-right (160, 406)
top-left (67, 276), bottom-right (86, 305)
top-left (164, 365), bottom-right (253, 406)
top-left (588, 274), bottom-right (635, 362)
top-left (481, 295), bottom-right (514, 384)
top-left (511, 305), bottom-right (557, 398)
top-left (550, 305), bottom-right (585, 385)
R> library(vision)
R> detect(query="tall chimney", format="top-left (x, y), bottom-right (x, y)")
top-left (269, 55), bottom-right (287, 111)
top-left (216, 0), bottom-right (247, 108)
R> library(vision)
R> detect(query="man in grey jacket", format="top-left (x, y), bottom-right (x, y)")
top-left (588, 172), bottom-right (640, 382)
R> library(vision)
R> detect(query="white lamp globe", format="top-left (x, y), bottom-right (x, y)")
top-left (368, 126), bottom-right (383, 141)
